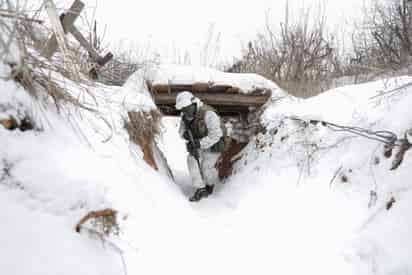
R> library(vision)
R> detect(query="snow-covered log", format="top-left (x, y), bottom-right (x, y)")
top-left (139, 64), bottom-right (283, 116)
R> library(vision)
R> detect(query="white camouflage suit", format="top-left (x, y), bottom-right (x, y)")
top-left (178, 99), bottom-right (223, 189)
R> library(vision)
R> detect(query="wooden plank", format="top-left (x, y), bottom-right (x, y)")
top-left (152, 84), bottom-right (193, 93)
top-left (151, 83), bottom-right (271, 97)
top-left (60, 0), bottom-right (85, 32)
top-left (68, 25), bottom-right (99, 60)
top-left (158, 104), bottom-right (250, 112)
top-left (157, 105), bottom-right (251, 117)
top-left (41, 0), bottom-right (85, 58)
top-left (43, 0), bottom-right (70, 59)
top-left (208, 85), bottom-right (234, 93)
top-left (153, 92), bottom-right (270, 107)
top-left (192, 82), bottom-right (211, 92)
top-left (151, 83), bottom-right (235, 94)
top-left (97, 52), bottom-right (114, 66)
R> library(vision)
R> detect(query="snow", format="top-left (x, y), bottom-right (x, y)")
top-left (1, 58), bottom-right (412, 275)
top-left (237, 76), bottom-right (412, 274)
top-left (159, 75), bottom-right (412, 275)
top-left (0, 190), bottom-right (122, 275)
top-left (138, 64), bottom-right (282, 94)
top-left (0, 62), bottom-right (190, 274)
top-left (262, 76), bottom-right (412, 128)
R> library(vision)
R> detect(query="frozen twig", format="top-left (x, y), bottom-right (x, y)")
top-left (370, 81), bottom-right (412, 100)
top-left (77, 226), bottom-right (130, 275)
top-left (329, 165), bottom-right (342, 187)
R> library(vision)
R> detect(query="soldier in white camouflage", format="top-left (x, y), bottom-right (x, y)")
top-left (175, 91), bottom-right (227, 202)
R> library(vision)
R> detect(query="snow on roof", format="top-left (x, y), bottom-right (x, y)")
top-left (138, 64), bottom-right (281, 95)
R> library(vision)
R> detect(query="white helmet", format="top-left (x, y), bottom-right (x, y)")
top-left (175, 91), bottom-right (196, 110)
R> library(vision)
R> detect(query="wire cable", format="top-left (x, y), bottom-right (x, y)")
top-left (285, 116), bottom-right (400, 147)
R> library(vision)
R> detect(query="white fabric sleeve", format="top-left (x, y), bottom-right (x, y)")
top-left (199, 111), bottom-right (223, 149)
top-left (178, 118), bottom-right (186, 138)
top-left (407, 128), bottom-right (412, 144)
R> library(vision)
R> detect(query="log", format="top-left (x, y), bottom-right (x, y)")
top-left (43, 0), bottom-right (70, 58)
top-left (41, 0), bottom-right (84, 58)
top-left (151, 83), bottom-right (270, 95)
top-left (157, 104), bottom-right (253, 117)
top-left (97, 52), bottom-right (114, 66)
top-left (152, 92), bottom-right (270, 107)
top-left (150, 82), bottom-right (270, 95)
top-left (192, 82), bottom-right (212, 92)
top-left (68, 24), bottom-right (99, 60)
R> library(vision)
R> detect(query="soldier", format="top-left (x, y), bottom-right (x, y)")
top-left (175, 91), bottom-right (227, 202)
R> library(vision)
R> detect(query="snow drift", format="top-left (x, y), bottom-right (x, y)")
top-left (0, 56), bottom-right (185, 274)
top-left (1, 50), bottom-right (412, 275)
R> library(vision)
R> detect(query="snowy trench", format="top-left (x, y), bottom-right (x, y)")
top-left (1, 62), bottom-right (412, 275)
top-left (152, 76), bottom-right (412, 275)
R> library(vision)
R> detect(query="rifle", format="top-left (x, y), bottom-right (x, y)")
top-left (183, 120), bottom-right (204, 180)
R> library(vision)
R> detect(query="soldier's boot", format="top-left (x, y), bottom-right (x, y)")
top-left (189, 187), bottom-right (209, 202)
top-left (205, 184), bottom-right (214, 195)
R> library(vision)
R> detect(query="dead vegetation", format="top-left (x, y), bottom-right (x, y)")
top-left (0, 0), bottom-right (165, 171)
top-left (0, 115), bottom-right (34, 130)
top-left (226, 1), bottom-right (412, 97)
top-left (216, 139), bottom-right (247, 180)
top-left (75, 208), bottom-right (120, 236)
top-left (125, 110), bottom-right (162, 170)
top-left (389, 135), bottom-right (412, 170)
top-left (0, 1), bottom-right (99, 110)
top-left (226, 4), bottom-right (339, 97)
top-left (354, 0), bottom-right (412, 70)
top-left (0, 0), bottom-right (136, 108)
top-left (0, 99), bottom-right (36, 130)
top-left (75, 207), bottom-right (131, 275)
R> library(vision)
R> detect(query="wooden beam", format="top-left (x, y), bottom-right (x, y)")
top-left (152, 84), bottom-right (236, 94)
top-left (158, 104), bottom-right (252, 117)
top-left (68, 24), bottom-right (99, 60)
top-left (41, 0), bottom-right (84, 58)
top-left (151, 83), bottom-right (271, 97)
top-left (60, 0), bottom-right (85, 32)
top-left (97, 52), bottom-right (114, 66)
top-left (153, 92), bottom-right (270, 107)
top-left (43, 0), bottom-right (69, 58)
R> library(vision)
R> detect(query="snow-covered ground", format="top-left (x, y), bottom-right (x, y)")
top-left (154, 76), bottom-right (412, 275)
top-left (1, 62), bottom-right (412, 275)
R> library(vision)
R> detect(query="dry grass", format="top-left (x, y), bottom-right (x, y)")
top-left (75, 208), bottom-right (120, 236)
top-left (125, 110), bottom-right (162, 169)
top-left (125, 110), bottom-right (161, 143)
top-left (0, 0), bottom-right (115, 145)
top-left (1, 3), bottom-right (93, 106)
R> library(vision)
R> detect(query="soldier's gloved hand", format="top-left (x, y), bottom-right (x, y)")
top-left (186, 140), bottom-right (200, 156)
top-left (183, 131), bottom-right (190, 140)
top-left (193, 139), bottom-right (200, 149)
top-left (186, 142), bottom-right (193, 155)
top-left (186, 142), bottom-right (195, 156)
